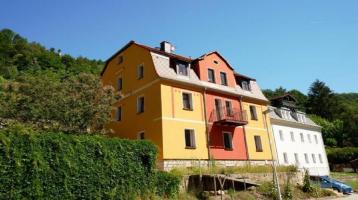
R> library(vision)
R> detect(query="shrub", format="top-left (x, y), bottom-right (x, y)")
top-left (0, 129), bottom-right (179, 199)
top-left (282, 177), bottom-right (293, 200)
top-left (258, 181), bottom-right (279, 200)
top-left (302, 170), bottom-right (313, 193)
top-left (155, 171), bottom-right (181, 198)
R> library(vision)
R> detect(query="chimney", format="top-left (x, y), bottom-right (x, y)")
top-left (160, 41), bottom-right (175, 53)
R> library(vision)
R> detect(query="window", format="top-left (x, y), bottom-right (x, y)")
top-left (254, 135), bottom-right (263, 152)
top-left (185, 129), bottom-right (196, 148)
top-left (314, 135), bottom-right (318, 144)
top-left (283, 153), bottom-right (288, 164)
top-left (225, 101), bottom-right (233, 116)
top-left (294, 153), bottom-right (299, 164)
top-left (312, 154), bottom-right (316, 163)
top-left (137, 64), bottom-right (144, 79)
top-left (242, 81), bottom-right (251, 91)
top-left (137, 96), bottom-right (144, 113)
top-left (177, 63), bottom-right (188, 76)
top-left (220, 72), bottom-right (228, 86)
top-left (182, 92), bottom-right (193, 110)
top-left (138, 131), bottom-right (145, 140)
top-left (319, 154), bottom-right (323, 163)
top-left (307, 134), bottom-right (312, 143)
top-left (304, 153), bottom-right (309, 163)
top-left (300, 133), bottom-right (304, 142)
top-left (115, 107), bottom-right (122, 121)
top-left (223, 132), bottom-right (233, 150)
top-left (213, 60), bottom-right (219, 64)
top-left (249, 105), bottom-right (258, 120)
top-left (208, 69), bottom-right (215, 83)
top-left (290, 131), bottom-right (295, 142)
top-left (117, 78), bottom-right (122, 91)
top-left (118, 56), bottom-right (123, 64)
top-left (279, 130), bottom-right (284, 141)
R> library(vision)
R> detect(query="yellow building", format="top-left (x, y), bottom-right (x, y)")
top-left (101, 41), bottom-right (275, 169)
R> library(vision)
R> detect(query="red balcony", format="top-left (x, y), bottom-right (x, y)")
top-left (209, 107), bottom-right (248, 126)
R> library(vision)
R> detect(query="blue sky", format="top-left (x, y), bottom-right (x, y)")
top-left (1, 0), bottom-right (357, 93)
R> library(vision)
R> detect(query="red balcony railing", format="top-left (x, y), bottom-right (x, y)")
top-left (209, 107), bottom-right (248, 126)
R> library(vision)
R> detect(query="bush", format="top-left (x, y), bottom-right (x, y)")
top-left (257, 181), bottom-right (279, 200)
top-left (155, 171), bottom-right (181, 198)
top-left (326, 147), bottom-right (358, 164)
top-left (0, 129), bottom-right (179, 199)
top-left (302, 170), bottom-right (313, 193)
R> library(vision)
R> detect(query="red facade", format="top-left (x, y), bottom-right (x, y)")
top-left (194, 52), bottom-right (248, 160)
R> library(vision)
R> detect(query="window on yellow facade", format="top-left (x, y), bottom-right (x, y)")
top-left (223, 132), bottom-right (233, 150)
top-left (118, 56), bottom-right (123, 64)
top-left (115, 107), bottom-right (122, 121)
top-left (137, 96), bottom-right (144, 113)
top-left (117, 78), bottom-right (122, 91)
top-left (254, 135), bottom-right (263, 152)
top-left (250, 105), bottom-right (258, 120)
top-left (138, 131), bottom-right (145, 140)
top-left (137, 64), bottom-right (144, 79)
top-left (185, 129), bottom-right (196, 148)
top-left (182, 92), bottom-right (193, 110)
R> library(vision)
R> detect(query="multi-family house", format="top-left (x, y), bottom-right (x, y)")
top-left (101, 41), bottom-right (275, 170)
top-left (269, 94), bottom-right (330, 176)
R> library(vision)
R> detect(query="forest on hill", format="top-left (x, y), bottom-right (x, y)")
top-left (0, 28), bottom-right (356, 147)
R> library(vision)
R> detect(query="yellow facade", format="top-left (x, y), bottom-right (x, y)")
top-left (242, 101), bottom-right (275, 160)
top-left (160, 83), bottom-right (208, 159)
top-left (102, 44), bottom-right (208, 161)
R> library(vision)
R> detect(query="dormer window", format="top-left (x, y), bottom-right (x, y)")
top-left (242, 81), bottom-right (251, 91)
top-left (176, 62), bottom-right (188, 76)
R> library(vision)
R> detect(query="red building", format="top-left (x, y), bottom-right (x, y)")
top-left (193, 52), bottom-right (248, 162)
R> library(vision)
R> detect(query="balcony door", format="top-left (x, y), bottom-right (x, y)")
top-left (215, 99), bottom-right (222, 120)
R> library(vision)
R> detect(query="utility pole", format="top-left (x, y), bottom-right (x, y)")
top-left (263, 108), bottom-right (282, 200)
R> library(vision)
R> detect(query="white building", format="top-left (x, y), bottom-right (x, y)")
top-left (269, 94), bottom-right (330, 176)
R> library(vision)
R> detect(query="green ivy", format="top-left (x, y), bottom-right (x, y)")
top-left (0, 129), bottom-right (178, 199)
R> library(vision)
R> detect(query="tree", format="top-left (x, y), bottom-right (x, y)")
top-left (309, 115), bottom-right (345, 147)
top-left (306, 80), bottom-right (337, 120)
top-left (0, 72), bottom-right (115, 134)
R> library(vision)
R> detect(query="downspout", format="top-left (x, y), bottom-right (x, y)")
top-left (202, 87), bottom-right (212, 166)
top-left (239, 96), bottom-right (250, 162)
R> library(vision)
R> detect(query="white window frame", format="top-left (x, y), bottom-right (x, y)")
top-left (307, 134), bottom-right (312, 143)
top-left (290, 131), bottom-right (295, 142)
top-left (304, 153), bottom-right (309, 163)
top-left (184, 129), bottom-right (196, 148)
top-left (300, 133), bottom-right (304, 143)
top-left (294, 153), bottom-right (299, 164)
top-left (182, 92), bottom-right (193, 110)
top-left (319, 154), bottom-right (323, 163)
top-left (279, 130), bottom-right (284, 141)
top-left (312, 154), bottom-right (316, 163)
top-left (314, 135), bottom-right (318, 144)
top-left (283, 152), bottom-right (288, 164)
